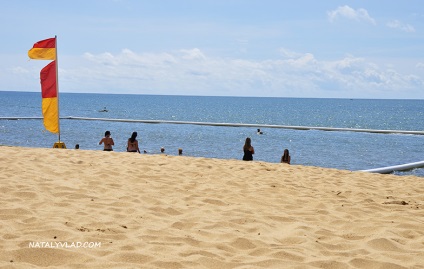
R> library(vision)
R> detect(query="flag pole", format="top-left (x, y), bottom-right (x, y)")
top-left (55, 35), bottom-right (61, 142)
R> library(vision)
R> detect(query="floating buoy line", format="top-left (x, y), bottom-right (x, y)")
top-left (1, 116), bottom-right (424, 135)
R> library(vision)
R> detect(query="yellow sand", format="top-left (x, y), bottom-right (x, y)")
top-left (0, 146), bottom-right (423, 268)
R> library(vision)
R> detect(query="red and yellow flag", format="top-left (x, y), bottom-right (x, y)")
top-left (28, 38), bottom-right (56, 60)
top-left (29, 37), bottom-right (59, 134)
top-left (40, 61), bottom-right (59, 133)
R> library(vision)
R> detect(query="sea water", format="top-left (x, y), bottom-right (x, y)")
top-left (0, 91), bottom-right (423, 176)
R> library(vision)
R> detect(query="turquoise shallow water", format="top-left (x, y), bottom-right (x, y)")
top-left (0, 91), bottom-right (423, 176)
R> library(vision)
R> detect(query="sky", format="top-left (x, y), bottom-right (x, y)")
top-left (1, 0), bottom-right (423, 99)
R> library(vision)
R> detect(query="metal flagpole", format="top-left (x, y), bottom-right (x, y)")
top-left (52, 35), bottom-right (66, 148)
top-left (55, 35), bottom-right (61, 143)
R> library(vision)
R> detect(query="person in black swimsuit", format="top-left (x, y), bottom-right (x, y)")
top-left (242, 137), bottom-right (255, 161)
top-left (281, 148), bottom-right (291, 164)
top-left (127, 132), bottom-right (140, 153)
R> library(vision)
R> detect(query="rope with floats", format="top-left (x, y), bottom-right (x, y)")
top-left (1, 116), bottom-right (424, 135)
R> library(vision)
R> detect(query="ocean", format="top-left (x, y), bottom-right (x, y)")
top-left (0, 91), bottom-right (423, 177)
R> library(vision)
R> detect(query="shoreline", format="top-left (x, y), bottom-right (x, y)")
top-left (1, 144), bottom-right (423, 177)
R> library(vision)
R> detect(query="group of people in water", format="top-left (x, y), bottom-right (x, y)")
top-left (98, 130), bottom-right (291, 164)
top-left (99, 131), bottom-right (141, 153)
top-left (98, 131), bottom-right (182, 155)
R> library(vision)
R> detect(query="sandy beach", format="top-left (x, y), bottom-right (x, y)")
top-left (0, 146), bottom-right (423, 268)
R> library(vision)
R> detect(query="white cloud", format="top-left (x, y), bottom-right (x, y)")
top-left (287, 53), bottom-right (316, 68)
top-left (11, 66), bottom-right (29, 74)
top-left (329, 55), bottom-right (365, 70)
top-left (387, 20), bottom-right (415, 32)
top-left (328, 5), bottom-right (376, 25)
top-left (279, 48), bottom-right (302, 59)
top-left (180, 48), bottom-right (206, 61)
top-left (416, 62), bottom-right (424, 69)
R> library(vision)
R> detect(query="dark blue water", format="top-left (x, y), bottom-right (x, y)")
top-left (1, 91), bottom-right (423, 176)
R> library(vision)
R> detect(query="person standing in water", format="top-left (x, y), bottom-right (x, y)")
top-left (99, 131), bottom-right (114, 151)
top-left (242, 137), bottom-right (255, 161)
top-left (281, 149), bottom-right (291, 164)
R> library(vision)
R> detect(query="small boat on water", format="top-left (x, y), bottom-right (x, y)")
top-left (99, 107), bottom-right (108, 112)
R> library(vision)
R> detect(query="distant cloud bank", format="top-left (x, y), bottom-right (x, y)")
top-left (41, 47), bottom-right (422, 99)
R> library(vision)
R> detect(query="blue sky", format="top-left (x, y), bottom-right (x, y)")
top-left (1, 0), bottom-right (423, 98)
